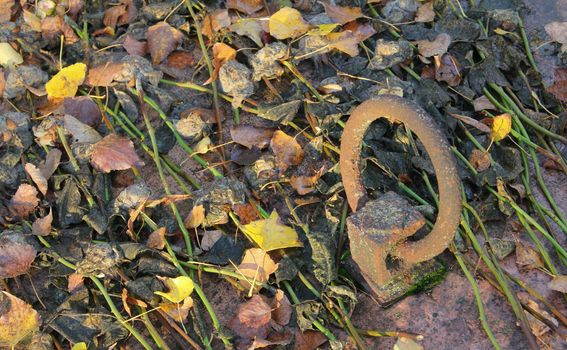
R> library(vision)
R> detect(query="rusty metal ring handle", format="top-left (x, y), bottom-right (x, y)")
top-left (340, 95), bottom-right (462, 264)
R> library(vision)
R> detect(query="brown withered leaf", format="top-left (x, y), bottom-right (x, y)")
top-left (0, 69), bottom-right (5, 97)
top-left (228, 295), bottom-right (272, 339)
top-left (103, 0), bottom-right (136, 29)
top-left (10, 184), bottom-right (39, 218)
top-left (32, 208), bottom-right (53, 236)
top-left (416, 33), bottom-right (451, 57)
top-left (545, 21), bottom-right (567, 44)
top-left (230, 125), bottom-right (274, 149)
top-left (39, 149), bottom-right (62, 180)
top-left (160, 298), bottom-right (193, 323)
top-left (161, 51), bottom-right (195, 80)
top-left (233, 203), bottom-right (259, 225)
top-left (201, 9), bottom-right (231, 38)
top-left (0, 233), bottom-right (36, 278)
top-left (200, 230), bottom-right (223, 251)
top-left (63, 96), bottom-right (102, 127)
top-left (184, 204), bottom-right (205, 229)
top-left (123, 35), bottom-right (147, 56)
top-left (24, 163), bottom-right (48, 195)
top-left (271, 289), bottom-right (292, 326)
top-left (147, 21), bottom-right (183, 65)
top-left (290, 171), bottom-right (322, 195)
top-left (0, 292), bottom-right (40, 348)
top-left (41, 16), bottom-right (79, 44)
top-left (293, 330), bottom-right (328, 350)
top-left (328, 30), bottom-right (360, 57)
top-left (415, 2), bottom-right (435, 22)
top-left (343, 21), bottom-right (377, 42)
top-left (473, 95), bottom-right (496, 111)
top-left (516, 241), bottom-right (544, 270)
top-left (147, 227), bottom-right (166, 250)
top-left (205, 43), bottom-right (236, 85)
top-left (85, 62), bottom-right (125, 87)
top-left (237, 248), bottom-right (277, 293)
top-left (322, 3), bottom-right (365, 25)
top-left (548, 275), bottom-right (567, 293)
top-left (270, 130), bottom-right (304, 172)
top-left (68, 273), bottom-right (85, 292)
top-left (90, 134), bottom-right (145, 173)
top-left (434, 53), bottom-right (462, 86)
top-left (448, 112), bottom-right (492, 133)
top-left (468, 149), bottom-right (491, 172)
top-left (547, 68), bottom-right (567, 102)
top-left (0, 0), bottom-right (14, 23)
top-left (226, 0), bottom-right (263, 15)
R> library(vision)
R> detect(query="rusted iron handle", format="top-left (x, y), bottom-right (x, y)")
top-left (340, 95), bottom-right (462, 264)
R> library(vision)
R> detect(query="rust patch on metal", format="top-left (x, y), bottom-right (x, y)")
top-left (340, 95), bottom-right (462, 285)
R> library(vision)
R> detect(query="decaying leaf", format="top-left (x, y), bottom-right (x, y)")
top-left (473, 95), bottom-right (496, 111)
top-left (0, 42), bottom-right (23, 67)
top-left (242, 211), bottom-right (303, 251)
top-left (206, 42), bottom-right (236, 85)
top-left (160, 297), bottom-right (193, 322)
top-left (231, 125), bottom-right (274, 149)
top-left (185, 204), bottom-right (205, 229)
top-left (10, 184), bottom-right (39, 218)
top-left (515, 241), bottom-right (544, 270)
top-left (228, 295), bottom-right (272, 339)
top-left (393, 337), bottom-right (424, 350)
top-left (0, 233), bottom-right (37, 278)
top-left (293, 329), bottom-right (328, 350)
top-left (68, 273), bottom-right (85, 292)
top-left (233, 203), bottom-right (259, 224)
top-left (32, 208), bottom-right (53, 236)
top-left (45, 63), bottom-right (87, 99)
top-left (547, 68), bottom-right (567, 102)
top-left (416, 33), bottom-right (451, 57)
top-left (491, 113), bottom-right (512, 142)
top-left (270, 130), bottom-right (305, 172)
top-left (468, 149), bottom-right (491, 172)
top-left (230, 19), bottom-right (264, 47)
top-left (155, 275), bottom-right (195, 303)
top-left (545, 21), bottom-right (567, 44)
top-left (434, 53), bottom-right (462, 86)
top-left (343, 21), bottom-right (377, 42)
top-left (237, 248), bottom-right (278, 292)
top-left (200, 230), bottom-right (223, 251)
top-left (0, 292), bottom-right (40, 348)
top-left (146, 227), bottom-right (166, 250)
top-left (415, 2), bottom-right (435, 22)
top-left (226, 0), bottom-right (263, 15)
top-left (64, 96), bottom-right (102, 127)
top-left (328, 30), bottom-right (360, 57)
top-left (269, 7), bottom-right (310, 40)
top-left (84, 62), bottom-right (125, 87)
top-left (548, 275), bottom-right (567, 293)
top-left (146, 21), bottom-right (183, 64)
top-left (202, 9), bottom-right (231, 39)
top-left (271, 289), bottom-right (292, 326)
top-left (290, 170), bottom-right (323, 195)
top-left (25, 163), bottom-right (48, 195)
top-left (90, 134), bottom-right (144, 172)
top-left (123, 35), bottom-right (147, 56)
top-left (322, 3), bottom-right (365, 25)
top-left (448, 112), bottom-right (492, 133)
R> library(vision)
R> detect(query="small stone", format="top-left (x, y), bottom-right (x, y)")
top-left (113, 182), bottom-right (151, 212)
top-left (174, 111), bottom-right (206, 142)
top-left (368, 39), bottom-right (413, 70)
top-left (244, 154), bottom-right (278, 189)
top-left (250, 42), bottom-right (287, 81)
top-left (382, 0), bottom-right (419, 23)
top-left (194, 178), bottom-right (247, 226)
top-left (75, 242), bottom-right (122, 276)
top-left (3, 65), bottom-right (48, 99)
top-left (219, 60), bottom-right (254, 108)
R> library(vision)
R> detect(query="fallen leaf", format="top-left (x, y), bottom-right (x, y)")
top-left (270, 130), bottom-right (305, 172)
top-left (72, 342), bottom-right (87, 350)
top-left (84, 62), bottom-right (125, 87)
top-left (103, 3), bottom-right (127, 29)
top-left (434, 53), bottom-right (462, 86)
top-left (328, 30), bottom-right (360, 57)
top-left (416, 33), bottom-right (451, 57)
top-left (200, 230), bottom-right (223, 251)
top-left (41, 16), bottom-right (79, 44)
top-left (91, 134), bottom-right (144, 172)
top-left (10, 184), bottom-right (39, 218)
top-left (45, 63), bottom-right (87, 99)
top-left (226, 0), bottom-right (263, 15)
top-left (233, 203), bottom-right (259, 224)
top-left (39, 148), bottom-right (62, 179)
top-left (123, 35), bottom-right (147, 56)
top-left (68, 273), bottom-right (84, 292)
top-left (269, 7), bottom-right (310, 40)
top-left (242, 211), bottom-right (303, 251)
top-left (147, 227), bottom-right (166, 250)
top-left (32, 208), bottom-right (53, 236)
top-left (548, 275), bottom-right (567, 293)
top-left (25, 163), bottom-right (48, 195)
top-left (473, 95), bottom-right (496, 111)
top-left (307, 23), bottom-right (340, 36)
top-left (206, 42), bottom-right (236, 85)
top-left (230, 125), bottom-right (274, 149)
top-left (547, 68), bottom-right (567, 102)
top-left (290, 172), bottom-right (322, 195)
top-left (23, 10), bottom-right (42, 31)
top-left (516, 241), bottom-right (544, 270)
top-left (343, 21), bottom-right (377, 41)
top-left (468, 149), bottom-right (491, 172)
top-left (202, 9), bottom-right (231, 38)
top-left (0, 0), bottom-right (14, 23)
top-left (64, 114), bottom-right (102, 144)
top-left (160, 297), bottom-right (193, 322)
top-left (237, 248), bottom-right (278, 292)
top-left (0, 292), bottom-right (40, 348)
top-left (155, 276), bottom-right (195, 303)
top-left (448, 112), bottom-right (492, 133)
top-left (185, 204), bottom-right (205, 229)
top-left (0, 233), bottom-right (36, 278)
top-left (491, 113), bottom-right (512, 142)
top-left (271, 289), bottom-right (292, 326)
top-left (228, 295), bottom-right (272, 339)
top-left (63, 96), bottom-right (102, 127)
top-left (0, 69), bottom-right (5, 96)
top-left (0, 42), bottom-right (23, 67)
top-left (393, 337), bottom-right (424, 350)
top-left (293, 330), bottom-right (327, 350)
top-left (230, 19), bottom-right (264, 47)
top-left (322, 3), bottom-right (365, 25)
top-left (147, 21), bottom-right (183, 65)
top-left (415, 2), bottom-right (435, 22)
top-left (193, 136), bottom-right (211, 154)
top-left (545, 21), bottom-right (567, 44)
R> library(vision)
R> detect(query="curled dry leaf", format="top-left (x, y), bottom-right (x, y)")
top-left (206, 42), bottom-right (236, 85)
top-left (322, 2), bottom-right (365, 25)
top-left (473, 95), bottom-right (496, 111)
top-left (39, 148), bottom-right (62, 179)
top-left (415, 2), bottom-right (435, 22)
top-left (68, 272), bottom-right (85, 292)
top-left (271, 289), bottom-right (292, 326)
top-left (226, 0), bottom-right (263, 15)
top-left (185, 204), bottom-right (205, 229)
top-left (434, 53), bottom-right (462, 86)
top-left (85, 62), bottom-right (125, 87)
top-left (90, 134), bottom-right (145, 173)
top-left (547, 275), bottom-right (567, 293)
top-left (160, 297), bottom-right (193, 322)
top-left (416, 33), bottom-right (451, 57)
top-left (232, 203), bottom-right (259, 225)
top-left (103, 0), bottom-right (136, 29)
top-left (545, 21), bottom-right (567, 44)
top-left (228, 295), bottom-right (272, 339)
top-left (237, 248), bottom-right (278, 292)
top-left (10, 184), bottom-right (39, 218)
top-left (45, 63), bottom-right (87, 99)
top-left (270, 130), bottom-right (304, 172)
top-left (202, 9), bottom-right (231, 39)
top-left (0, 233), bottom-right (36, 278)
top-left (147, 21), bottom-right (183, 65)
top-left (448, 112), bottom-right (491, 133)
top-left (0, 292), bottom-right (40, 348)
top-left (25, 163), bottom-right (48, 195)
top-left (32, 208), bottom-right (53, 236)
top-left (515, 241), bottom-right (544, 270)
top-left (269, 7), bottom-right (310, 40)
top-left (147, 227), bottom-right (166, 250)
top-left (40, 16), bottom-right (79, 44)
top-left (230, 125), bottom-right (274, 149)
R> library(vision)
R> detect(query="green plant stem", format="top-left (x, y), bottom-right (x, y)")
top-left (56, 126), bottom-right (80, 172)
top-left (518, 18), bottom-right (539, 73)
top-left (282, 61), bottom-right (324, 102)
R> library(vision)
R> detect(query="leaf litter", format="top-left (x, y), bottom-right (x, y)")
top-left (0, 0), bottom-right (566, 349)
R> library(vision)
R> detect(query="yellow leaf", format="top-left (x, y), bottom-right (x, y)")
top-left (45, 63), bottom-right (87, 99)
top-left (491, 113), bottom-right (512, 142)
top-left (269, 7), bottom-right (310, 40)
top-left (71, 342), bottom-right (88, 350)
top-left (242, 211), bottom-right (303, 251)
top-left (307, 23), bottom-right (339, 36)
top-left (154, 276), bottom-right (194, 303)
top-left (159, 297), bottom-right (194, 322)
top-left (0, 292), bottom-right (40, 348)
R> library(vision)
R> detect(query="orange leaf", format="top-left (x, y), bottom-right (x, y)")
top-left (205, 43), bottom-right (236, 85)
